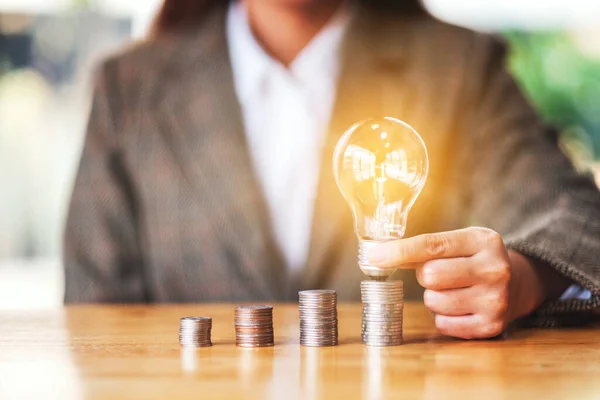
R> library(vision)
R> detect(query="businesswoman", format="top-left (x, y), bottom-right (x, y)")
top-left (65, 0), bottom-right (600, 338)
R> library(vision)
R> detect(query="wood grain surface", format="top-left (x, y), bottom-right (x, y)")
top-left (1, 303), bottom-right (599, 400)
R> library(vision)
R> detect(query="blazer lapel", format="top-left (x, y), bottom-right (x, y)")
top-left (155, 3), bottom-right (286, 299)
top-left (301, 6), bottom-right (416, 289)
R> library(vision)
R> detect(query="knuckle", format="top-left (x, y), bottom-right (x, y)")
top-left (420, 265), bottom-right (439, 288)
top-left (440, 325), bottom-right (473, 339)
top-left (488, 293), bottom-right (509, 316)
top-left (434, 315), bottom-right (450, 333)
top-left (423, 289), bottom-right (436, 308)
top-left (480, 320), bottom-right (504, 338)
top-left (461, 331), bottom-right (478, 340)
top-left (498, 263), bottom-right (511, 283)
top-left (435, 315), bottom-right (470, 339)
top-left (496, 298), bottom-right (509, 316)
top-left (480, 228), bottom-right (504, 249)
top-left (467, 226), bottom-right (487, 235)
top-left (437, 326), bottom-right (455, 338)
top-left (424, 234), bottom-right (450, 257)
top-left (487, 261), bottom-right (511, 283)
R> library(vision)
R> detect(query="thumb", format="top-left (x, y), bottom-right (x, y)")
top-left (367, 240), bottom-right (423, 269)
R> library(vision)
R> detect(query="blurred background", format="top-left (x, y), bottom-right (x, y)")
top-left (1, 0), bottom-right (599, 309)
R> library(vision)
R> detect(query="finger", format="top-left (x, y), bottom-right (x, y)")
top-left (415, 257), bottom-right (481, 290)
top-left (371, 262), bottom-right (422, 271)
top-left (368, 227), bottom-right (499, 268)
top-left (423, 288), bottom-right (477, 316)
top-left (435, 314), bottom-right (505, 339)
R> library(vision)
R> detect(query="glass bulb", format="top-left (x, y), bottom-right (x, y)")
top-left (333, 117), bottom-right (428, 278)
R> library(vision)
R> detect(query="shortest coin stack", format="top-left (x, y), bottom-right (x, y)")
top-left (298, 290), bottom-right (339, 347)
top-left (179, 316), bottom-right (213, 347)
top-left (361, 280), bottom-right (404, 346)
top-left (234, 306), bottom-right (275, 348)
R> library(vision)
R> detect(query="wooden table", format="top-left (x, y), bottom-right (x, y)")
top-left (1, 303), bottom-right (599, 400)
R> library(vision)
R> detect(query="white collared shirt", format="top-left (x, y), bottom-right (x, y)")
top-left (227, 0), bottom-right (350, 274)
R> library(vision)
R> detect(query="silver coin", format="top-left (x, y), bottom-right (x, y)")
top-left (300, 342), bottom-right (338, 347)
top-left (362, 332), bottom-right (404, 339)
top-left (236, 305), bottom-right (273, 310)
top-left (299, 289), bottom-right (337, 295)
top-left (361, 316), bottom-right (403, 323)
top-left (299, 313), bottom-right (337, 318)
top-left (180, 316), bottom-right (212, 322)
top-left (179, 316), bottom-right (213, 347)
top-left (361, 323), bottom-right (403, 329)
top-left (300, 326), bottom-right (338, 331)
top-left (361, 280), bottom-right (405, 347)
top-left (236, 342), bottom-right (275, 347)
top-left (362, 316), bottom-right (403, 322)
top-left (298, 289), bottom-right (339, 347)
top-left (362, 341), bottom-right (403, 347)
top-left (362, 303), bottom-right (404, 310)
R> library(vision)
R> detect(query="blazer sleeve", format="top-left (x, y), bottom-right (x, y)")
top-left (63, 61), bottom-right (147, 303)
top-left (460, 36), bottom-right (600, 326)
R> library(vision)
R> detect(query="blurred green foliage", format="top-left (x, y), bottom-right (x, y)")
top-left (504, 31), bottom-right (600, 162)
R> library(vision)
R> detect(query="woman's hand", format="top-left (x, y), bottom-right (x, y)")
top-left (368, 227), bottom-right (554, 339)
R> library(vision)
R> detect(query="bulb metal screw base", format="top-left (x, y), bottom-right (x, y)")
top-left (358, 239), bottom-right (396, 280)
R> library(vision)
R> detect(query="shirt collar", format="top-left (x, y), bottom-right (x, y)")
top-left (226, 0), bottom-right (352, 105)
top-left (290, 4), bottom-right (350, 87)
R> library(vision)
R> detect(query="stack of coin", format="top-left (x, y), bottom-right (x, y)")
top-left (234, 305), bottom-right (274, 348)
top-left (298, 290), bottom-right (339, 347)
top-left (179, 316), bottom-right (212, 347)
top-left (361, 280), bottom-right (404, 346)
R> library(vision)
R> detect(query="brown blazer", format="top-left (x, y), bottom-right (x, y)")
top-left (64, 1), bottom-right (600, 326)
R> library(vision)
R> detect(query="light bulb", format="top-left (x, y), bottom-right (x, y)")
top-left (333, 117), bottom-right (428, 279)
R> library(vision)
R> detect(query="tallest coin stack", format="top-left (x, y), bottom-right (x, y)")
top-left (361, 280), bottom-right (404, 346)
